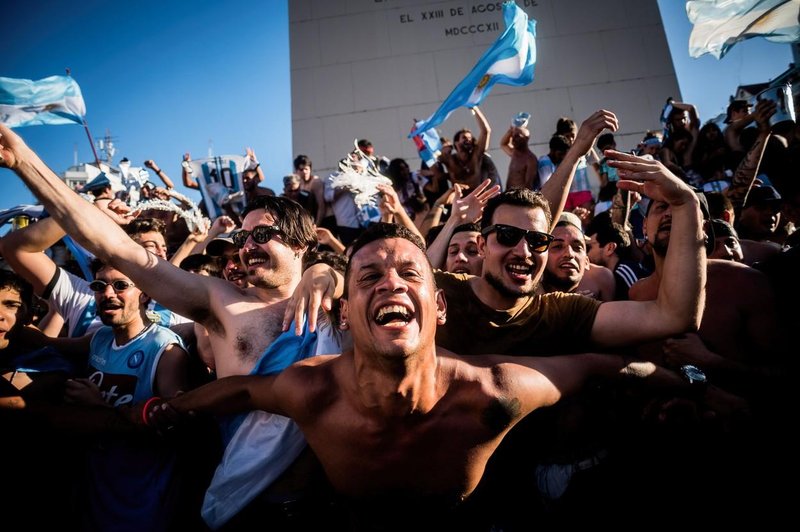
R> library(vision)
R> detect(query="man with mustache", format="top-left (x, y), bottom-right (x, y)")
top-left (0, 123), bottom-right (343, 530)
top-left (138, 222), bottom-right (732, 531)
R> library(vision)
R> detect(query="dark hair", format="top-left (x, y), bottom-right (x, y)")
top-left (704, 191), bottom-right (733, 219)
top-left (555, 117), bottom-right (576, 135)
top-left (454, 129), bottom-right (472, 144)
top-left (89, 258), bottom-right (109, 277)
top-left (548, 134), bottom-right (571, 153)
top-left (124, 217), bottom-right (167, 238)
top-left (452, 222), bottom-right (481, 236)
top-left (481, 188), bottom-right (552, 231)
top-left (587, 220), bottom-right (630, 249)
top-left (0, 269), bottom-right (32, 324)
top-left (425, 224), bottom-right (445, 248)
top-left (344, 223), bottom-right (429, 298)
top-left (303, 250), bottom-right (348, 275)
top-left (711, 218), bottom-right (738, 239)
top-left (179, 254), bottom-right (223, 277)
top-left (597, 133), bottom-right (616, 151)
top-left (293, 154), bottom-right (312, 170)
top-left (241, 195), bottom-right (318, 251)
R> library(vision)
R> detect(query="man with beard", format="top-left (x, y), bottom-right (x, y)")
top-left (540, 212), bottom-right (615, 301)
top-left (0, 122), bottom-right (343, 531)
top-left (440, 106), bottom-right (501, 190)
top-left (138, 223), bottom-right (734, 532)
top-left (288, 141), bottom-right (708, 528)
top-left (17, 259), bottom-right (194, 531)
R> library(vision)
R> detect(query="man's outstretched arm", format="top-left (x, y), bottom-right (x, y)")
top-left (0, 124), bottom-right (215, 323)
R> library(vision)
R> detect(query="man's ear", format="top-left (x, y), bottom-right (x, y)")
top-left (477, 234), bottom-right (487, 257)
top-left (139, 291), bottom-right (152, 306)
top-left (605, 242), bottom-right (617, 257)
top-left (435, 289), bottom-right (447, 325)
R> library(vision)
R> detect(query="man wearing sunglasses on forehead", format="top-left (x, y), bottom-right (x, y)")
top-left (0, 124), bottom-right (344, 530)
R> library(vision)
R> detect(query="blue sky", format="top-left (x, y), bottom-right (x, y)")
top-left (1, 0), bottom-right (794, 214)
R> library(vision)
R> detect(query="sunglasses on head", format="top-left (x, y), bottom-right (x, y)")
top-left (89, 280), bottom-right (136, 293)
top-left (481, 224), bottom-right (555, 253)
top-left (231, 225), bottom-right (282, 248)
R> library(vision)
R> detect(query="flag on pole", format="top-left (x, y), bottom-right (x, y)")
top-left (409, 1), bottom-right (536, 137)
top-left (0, 75), bottom-right (86, 127)
top-left (687, 0), bottom-right (800, 59)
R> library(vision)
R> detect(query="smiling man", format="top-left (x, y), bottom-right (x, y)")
top-left (0, 123), bottom-right (342, 530)
top-left (138, 223), bottom-right (721, 531)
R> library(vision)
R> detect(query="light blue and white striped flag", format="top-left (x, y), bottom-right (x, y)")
top-left (410, 1), bottom-right (536, 137)
top-left (0, 75), bottom-right (86, 127)
top-left (687, 0), bottom-right (800, 59)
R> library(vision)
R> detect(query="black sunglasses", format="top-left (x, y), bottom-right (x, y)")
top-left (89, 280), bottom-right (136, 293)
top-left (481, 224), bottom-right (555, 254)
top-left (231, 225), bottom-right (282, 248)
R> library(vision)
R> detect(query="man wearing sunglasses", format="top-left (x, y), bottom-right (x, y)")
top-left (15, 258), bottom-right (193, 530)
top-left (0, 124), bottom-right (343, 530)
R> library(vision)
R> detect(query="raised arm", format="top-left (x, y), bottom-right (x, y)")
top-left (591, 151), bottom-right (705, 346)
top-left (181, 152), bottom-right (199, 189)
top-left (0, 216), bottom-right (65, 295)
top-left (0, 124), bottom-right (217, 324)
top-left (499, 126), bottom-right (515, 157)
top-left (725, 99), bottom-right (776, 213)
top-left (425, 180), bottom-right (500, 269)
top-left (541, 110), bottom-right (618, 229)
top-left (143, 159), bottom-right (175, 190)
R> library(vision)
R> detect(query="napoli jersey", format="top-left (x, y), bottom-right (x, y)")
top-left (87, 323), bottom-right (184, 406)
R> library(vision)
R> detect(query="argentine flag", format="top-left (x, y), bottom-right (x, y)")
top-left (410, 1), bottom-right (536, 137)
top-left (0, 75), bottom-right (86, 127)
top-left (687, 0), bottom-right (800, 59)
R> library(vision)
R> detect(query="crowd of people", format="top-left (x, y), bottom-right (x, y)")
top-left (0, 95), bottom-right (797, 531)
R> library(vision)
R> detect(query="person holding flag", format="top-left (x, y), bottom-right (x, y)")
top-left (409, 1), bottom-right (536, 138)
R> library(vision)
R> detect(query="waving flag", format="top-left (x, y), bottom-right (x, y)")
top-left (410, 1), bottom-right (536, 137)
top-left (411, 120), bottom-right (443, 168)
top-left (687, 0), bottom-right (800, 59)
top-left (0, 75), bottom-right (86, 127)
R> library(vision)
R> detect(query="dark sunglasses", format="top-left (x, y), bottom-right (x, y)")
top-left (231, 225), bottom-right (282, 248)
top-left (481, 224), bottom-right (555, 254)
top-left (89, 280), bottom-right (136, 293)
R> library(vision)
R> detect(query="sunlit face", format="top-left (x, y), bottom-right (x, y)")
top-left (670, 110), bottom-right (690, 131)
top-left (219, 243), bottom-right (248, 288)
top-left (456, 131), bottom-right (474, 154)
top-left (92, 266), bottom-right (145, 328)
top-left (711, 235), bottom-right (743, 262)
top-left (645, 200), bottom-right (672, 257)
top-left (446, 231), bottom-right (482, 275)
top-left (0, 286), bottom-right (23, 350)
top-left (132, 230), bottom-right (168, 260)
top-left (478, 205), bottom-right (550, 305)
top-left (341, 238), bottom-right (445, 359)
top-left (239, 209), bottom-right (302, 289)
top-left (544, 224), bottom-right (589, 292)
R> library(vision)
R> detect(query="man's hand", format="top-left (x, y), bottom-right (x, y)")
top-left (572, 110), bottom-right (619, 156)
top-left (753, 98), bottom-right (778, 133)
top-left (662, 333), bottom-right (720, 368)
top-left (282, 262), bottom-right (341, 334)
top-left (606, 150), bottom-right (695, 207)
top-left (210, 215), bottom-right (237, 236)
top-left (376, 183), bottom-right (402, 215)
top-left (449, 179), bottom-right (501, 224)
top-left (95, 198), bottom-right (134, 225)
top-left (0, 122), bottom-right (31, 169)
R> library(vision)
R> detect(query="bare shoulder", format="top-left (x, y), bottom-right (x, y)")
top-left (708, 259), bottom-right (771, 293)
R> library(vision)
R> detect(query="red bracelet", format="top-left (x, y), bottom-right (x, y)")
top-left (141, 396), bottom-right (162, 426)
